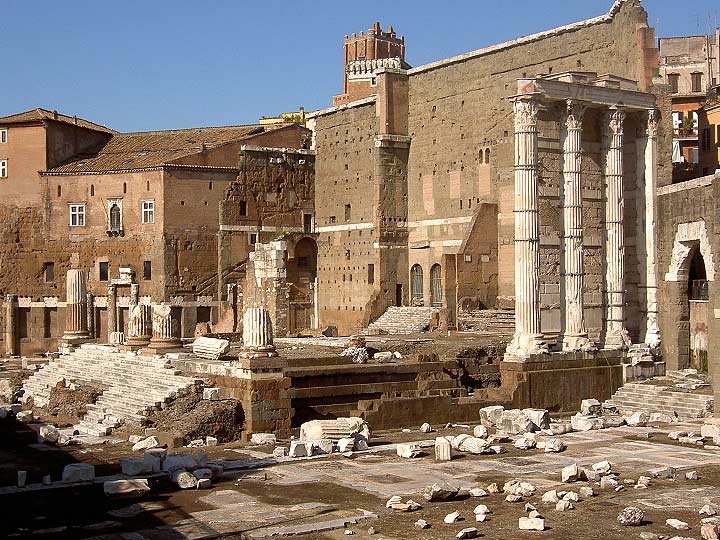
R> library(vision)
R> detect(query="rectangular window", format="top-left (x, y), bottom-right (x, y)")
top-left (249, 232), bottom-right (257, 245)
top-left (303, 213), bottom-right (313, 233)
top-left (367, 263), bottom-right (374, 284)
top-left (107, 199), bottom-right (122, 231)
top-left (0, 129), bottom-right (6, 143)
top-left (239, 200), bottom-right (247, 216)
top-left (143, 260), bottom-right (152, 280)
top-left (141, 200), bottom-right (154, 224)
top-left (69, 203), bottom-right (85, 226)
top-left (344, 204), bottom-right (351, 221)
top-left (99, 262), bottom-right (109, 282)
top-left (691, 72), bottom-right (703, 93)
top-left (668, 73), bottom-right (680, 93)
top-left (0, 159), bottom-right (7, 178)
top-left (329, 215), bottom-right (336, 224)
top-left (43, 262), bottom-right (55, 283)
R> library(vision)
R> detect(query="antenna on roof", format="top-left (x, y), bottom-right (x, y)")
top-left (73, 115), bottom-right (78, 125)
top-left (53, 110), bottom-right (58, 120)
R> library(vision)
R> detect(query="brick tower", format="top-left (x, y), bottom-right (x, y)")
top-left (333, 22), bottom-right (407, 106)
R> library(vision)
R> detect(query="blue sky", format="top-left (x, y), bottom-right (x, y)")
top-left (2, 0), bottom-right (718, 132)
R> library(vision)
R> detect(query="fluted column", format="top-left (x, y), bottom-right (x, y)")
top-left (147, 303), bottom-right (182, 351)
top-left (602, 108), bottom-right (630, 350)
top-left (62, 270), bottom-right (90, 343)
top-left (5, 294), bottom-right (16, 356)
top-left (642, 109), bottom-right (661, 350)
top-left (241, 307), bottom-right (277, 358)
top-left (561, 101), bottom-right (594, 351)
top-left (86, 293), bottom-right (95, 338)
top-left (126, 304), bottom-right (152, 347)
top-left (505, 96), bottom-right (548, 359)
top-left (107, 283), bottom-right (117, 344)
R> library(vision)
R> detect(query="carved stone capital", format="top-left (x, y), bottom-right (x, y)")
top-left (645, 108), bottom-right (659, 139)
top-left (513, 97), bottom-right (540, 132)
top-left (604, 107), bottom-right (626, 137)
top-left (564, 100), bottom-right (587, 130)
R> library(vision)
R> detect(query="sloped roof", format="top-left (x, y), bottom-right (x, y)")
top-left (44, 124), bottom-right (281, 174)
top-left (0, 108), bottom-right (116, 134)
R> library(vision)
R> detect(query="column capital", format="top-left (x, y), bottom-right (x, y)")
top-left (645, 108), bottom-right (659, 139)
top-left (512, 96), bottom-right (540, 131)
top-left (563, 100), bottom-right (587, 130)
top-left (604, 107), bottom-right (626, 137)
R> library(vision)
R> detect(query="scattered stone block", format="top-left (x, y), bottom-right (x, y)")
top-left (541, 490), bottom-right (559, 504)
top-left (156, 432), bottom-right (184, 449)
top-left (386, 495), bottom-right (402, 508)
top-left (519, 517), bottom-right (545, 531)
top-left (602, 415), bottom-right (626, 428)
top-left (503, 479), bottom-right (536, 497)
top-left (397, 443), bottom-right (422, 458)
top-left (338, 438), bottom-right (355, 452)
top-left (132, 436), bottom-right (160, 452)
top-left (649, 412), bottom-right (674, 423)
top-left (561, 463), bottom-right (580, 483)
top-left (581, 468), bottom-right (599, 482)
top-left (192, 336), bottom-right (230, 360)
top-left (420, 422), bottom-right (433, 433)
top-left (205, 436), bottom-right (218, 447)
top-left (486, 482), bottom-right (499, 494)
top-left (16, 411), bottom-right (33, 422)
top-left (38, 425), bottom-right (59, 443)
top-left (473, 425), bottom-right (488, 439)
top-left (600, 475), bottom-right (620, 489)
top-left (639, 533), bottom-right (660, 540)
top-left (469, 488), bottom-right (487, 497)
top-left (499, 409), bottom-right (535, 434)
top-left (172, 470), bottom-right (197, 489)
top-left (103, 479), bottom-right (150, 497)
top-left (444, 511), bottom-right (461, 523)
top-left (544, 422), bottom-right (573, 435)
top-left (579, 486), bottom-right (594, 498)
top-left (456, 527), bottom-right (478, 538)
top-left (686, 470), bottom-right (699, 480)
top-left (250, 433), bottom-right (277, 445)
top-left (679, 435), bottom-right (704, 445)
top-left (311, 439), bottom-right (334, 455)
top-left (62, 463), bottom-right (95, 483)
top-left (625, 411), bottom-right (649, 427)
top-left (701, 505), bottom-right (717, 516)
top-left (414, 519), bottom-right (429, 529)
top-left (423, 482), bottom-right (460, 502)
top-left (435, 437), bottom-right (452, 461)
top-left (192, 468), bottom-right (212, 480)
top-left (617, 507), bottom-right (644, 526)
top-left (202, 387), bottom-right (221, 401)
top-left (161, 453), bottom-right (196, 472)
top-left (488, 445), bottom-right (506, 454)
top-left (299, 417), bottom-right (370, 442)
top-left (479, 405), bottom-right (504, 427)
top-left (571, 413), bottom-right (603, 431)
top-left (289, 440), bottom-right (308, 458)
top-left (555, 500), bottom-right (574, 511)
top-left (120, 458), bottom-right (150, 476)
top-left (563, 491), bottom-right (579, 502)
top-left (666, 519), bottom-right (690, 530)
top-left (457, 436), bottom-right (490, 454)
top-left (144, 428), bottom-right (158, 437)
top-left (473, 504), bottom-right (489, 516)
top-left (592, 460), bottom-right (612, 475)
top-left (669, 431), bottom-right (687, 440)
top-left (514, 437), bottom-right (536, 450)
top-left (580, 399), bottom-right (602, 416)
top-left (523, 408), bottom-right (550, 430)
top-left (128, 435), bottom-right (143, 444)
top-left (543, 438), bottom-right (566, 453)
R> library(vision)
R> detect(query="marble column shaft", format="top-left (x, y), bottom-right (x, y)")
top-left (506, 96), bottom-right (547, 358)
top-left (243, 307), bottom-right (274, 349)
top-left (64, 269), bottom-right (89, 339)
top-left (642, 109), bottom-right (661, 349)
top-left (603, 108), bottom-right (630, 349)
top-left (5, 294), bottom-right (16, 356)
top-left (107, 283), bottom-right (117, 343)
top-left (561, 102), bottom-right (592, 351)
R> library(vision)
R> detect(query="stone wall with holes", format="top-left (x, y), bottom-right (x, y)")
top-left (656, 174), bottom-right (719, 374)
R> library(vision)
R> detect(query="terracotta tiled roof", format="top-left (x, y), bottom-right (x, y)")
top-left (44, 124), bottom-right (277, 174)
top-left (0, 108), bottom-right (117, 134)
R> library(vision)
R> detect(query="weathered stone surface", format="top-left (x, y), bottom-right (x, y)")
top-left (543, 438), bottom-right (566, 452)
top-left (192, 468), bottom-right (212, 480)
top-left (486, 482), bottom-right (499, 494)
top-left (192, 336), bottom-right (230, 360)
top-left (514, 437), bottom-right (536, 450)
top-left (456, 527), bottom-right (478, 538)
top-left (103, 479), bottom-right (150, 497)
top-left (503, 479), bottom-right (536, 497)
top-left (555, 500), bottom-right (574, 511)
top-left (571, 413), bottom-right (604, 431)
top-left (289, 440), bottom-right (309, 458)
top-left (544, 422), bottom-right (574, 435)
top-left (617, 507), bottom-right (644, 526)
top-left (580, 399), bottom-right (602, 416)
top-left (666, 519), bottom-right (690, 530)
top-left (250, 433), bottom-right (277, 445)
top-left (16, 410), bottom-right (33, 422)
top-left (414, 519), bottom-right (429, 529)
top-left (600, 475), bottom-right (620, 489)
top-left (161, 453), bottom-right (196, 472)
top-left (701, 505), bottom-right (717, 516)
top-left (423, 482), bottom-right (460, 502)
top-left (479, 405), bottom-right (504, 427)
top-left (172, 470), bottom-right (197, 489)
top-left (626, 411), bottom-right (649, 427)
top-left (602, 415), bottom-right (626, 428)
top-left (499, 409), bottom-right (535, 434)
top-left (397, 443), bottom-right (422, 458)
top-left (38, 424), bottom-right (60, 443)
top-left (649, 412), bottom-right (675, 423)
top-left (563, 491), bottom-right (579, 502)
top-left (542, 490), bottom-right (559, 504)
top-left (473, 425), bottom-right (488, 439)
top-left (519, 517), bottom-right (545, 531)
top-left (702, 522), bottom-right (720, 540)
top-left (458, 436), bottom-right (490, 454)
top-left (420, 422), bottom-right (433, 433)
top-left (202, 387), bottom-right (220, 401)
top-left (132, 436), bottom-right (160, 452)
top-left (120, 458), bottom-right (152, 476)
top-left (205, 436), bottom-right (218, 447)
top-left (299, 417), bottom-right (370, 442)
top-left (561, 463), bottom-right (580, 483)
top-left (469, 488), bottom-right (487, 497)
top-left (338, 438), bottom-right (355, 452)
top-left (686, 470), bottom-right (699, 480)
top-left (579, 486), bottom-right (595, 498)
top-left (62, 463), bottom-right (95, 483)
top-left (444, 511), bottom-right (461, 523)
top-left (524, 408), bottom-right (550, 430)
top-left (592, 460), bottom-right (613, 475)
top-left (506, 494), bottom-right (523, 503)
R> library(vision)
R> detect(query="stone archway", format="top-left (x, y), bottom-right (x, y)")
top-left (663, 221), bottom-right (715, 371)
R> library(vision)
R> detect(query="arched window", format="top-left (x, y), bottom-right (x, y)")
top-left (411, 264), bottom-right (424, 302)
top-left (688, 247), bottom-right (708, 300)
top-left (90, 184), bottom-right (95, 196)
top-left (57, 185), bottom-right (61, 197)
top-left (123, 182), bottom-right (127, 194)
top-left (430, 264), bottom-right (443, 307)
top-left (109, 203), bottom-right (121, 231)
top-left (485, 148), bottom-right (491, 164)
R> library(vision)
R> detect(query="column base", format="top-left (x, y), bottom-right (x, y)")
top-left (61, 331), bottom-right (92, 346)
top-left (118, 337), bottom-right (151, 352)
top-left (240, 345), bottom-right (278, 359)
top-left (504, 332), bottom-right (548, 361)
top-left (143, 338), bottom-right (184, 355)
top-left (562, 334), bottom-right (597, 352)
top-left (602, 327), bottom-right (631, 350)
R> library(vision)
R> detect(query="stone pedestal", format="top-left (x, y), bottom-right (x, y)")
top-left (62, 270), bottom-right (91, 344)
top-left (560, 102), bottom-right (594, 352)
top-left (122, 304), bottom-right (152, 350)
top-left (144, 304), bottom-right (183, 354)
top-left (602, 108), bottom-right (630, 350)
top-left (240, 307), bottom-right (277, 358)
top-left (505, 96), bottom-right (548, 360)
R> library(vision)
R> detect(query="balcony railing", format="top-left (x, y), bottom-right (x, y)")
top-left (674, 127), bottom-right (698, 139)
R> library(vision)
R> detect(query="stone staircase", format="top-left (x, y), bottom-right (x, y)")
top-left (604, 382), bottom-right (714, 420)
top-left (457, 309), bottom-right (515, 334)
top-left (22, 344), bottom-right (201, 436)
top-left (366, 307), bottom-right (438, 335)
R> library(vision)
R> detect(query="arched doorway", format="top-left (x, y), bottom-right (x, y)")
top-left (688, 247), bottom-right (709, 373)
top-left (430, 264), bottom-right (443, 307)
top-left (286, 236), bottom-right (318, 333)
top-left (410, 264), bottom-right (423, 305)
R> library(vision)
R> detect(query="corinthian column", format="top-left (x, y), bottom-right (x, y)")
top-left (561, 101), bottom-right (594, 351)
top-left (602, 108), bottom-right (631, 350)
top-left (107, 283), bottom-right (117, 344)
top-left (62, 269), bottom-right (90, 343)
top-left (642, 109), bottom-right (661, 350)
top-left (505, 96), bottom-right (548, 360)
top-left (147, 303), bottom-right (182, 352)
